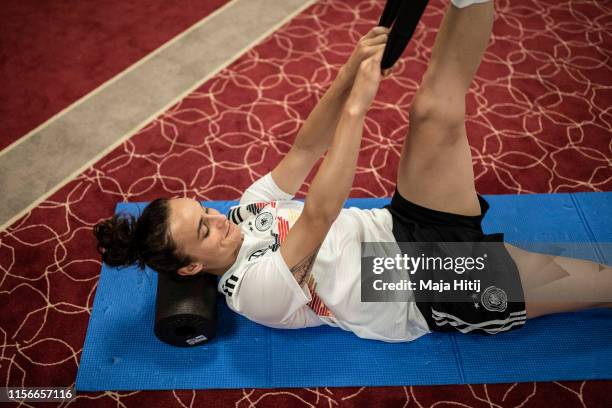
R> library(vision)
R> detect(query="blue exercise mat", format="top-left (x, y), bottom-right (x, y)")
top-left (76, 193), bottom-right (612, 390)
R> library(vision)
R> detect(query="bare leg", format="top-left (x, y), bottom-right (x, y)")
top-left (505, 243), bottom-right (612, 319)
top-left (395, 3), bottom-right (612, 320)
top-left (396, 1), bottom-right (494, 216)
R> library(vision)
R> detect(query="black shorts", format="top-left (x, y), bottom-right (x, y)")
top-left (384, 189), bottom-right (527, 335)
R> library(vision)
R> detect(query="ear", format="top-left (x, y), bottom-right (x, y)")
top-left (177, 263), bottom-right (204, 276)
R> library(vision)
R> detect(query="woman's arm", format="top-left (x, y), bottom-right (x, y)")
top-left (270, 75), bottom-right (352, 196)
top-left (289, 71), bottom-right (352, 156)
top-left (271, 26), bottom-right (390, 196)
top-left (280, 46), bottom-right (386, 285)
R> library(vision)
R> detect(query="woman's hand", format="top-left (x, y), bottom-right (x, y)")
top-left (339, 26), bottom-right (391, 86)
top-left (346, 45), bottom-right (385, 114)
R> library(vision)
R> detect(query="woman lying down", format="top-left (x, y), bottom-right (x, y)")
top-left (94, 0), bottom-right (612, 342)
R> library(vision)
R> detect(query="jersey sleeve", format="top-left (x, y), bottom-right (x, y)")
top-left (240, 172), bottom-right (294, 205)
top-left (227, 250), bottom-right (314, 328)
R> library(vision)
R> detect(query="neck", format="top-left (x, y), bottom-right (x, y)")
top-left (206, 236), bottom-right (244, 276)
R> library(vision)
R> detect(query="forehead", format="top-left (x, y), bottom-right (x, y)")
top-left (168, 198), bottom-right (202, 243)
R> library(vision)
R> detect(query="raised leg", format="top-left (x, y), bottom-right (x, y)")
top-left (396, 1), bottom-right (494, 216)
top-left (505, 243), bottom-right (612, 319)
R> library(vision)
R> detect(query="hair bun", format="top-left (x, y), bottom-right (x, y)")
top-left (93, 213), bottom-right (140, 268)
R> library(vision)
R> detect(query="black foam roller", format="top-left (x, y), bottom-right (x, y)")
top-left (154, 272), bottom-right (218, 347)
top-left (381, 0), bottom-right (429, 70)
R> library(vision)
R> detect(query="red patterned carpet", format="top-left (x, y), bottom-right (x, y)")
top-left (0, 0), bottom-right (229, 151)
top-left (1, 0), bottom-right (611, 406)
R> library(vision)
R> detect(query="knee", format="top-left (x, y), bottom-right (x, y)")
top-left (409, 85), bottom-right (465, 130)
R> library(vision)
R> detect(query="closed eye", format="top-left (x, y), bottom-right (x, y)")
top-left (204, 207), bottom-right (210, 238)
top-left (200, 204), bottom-right (210, 239)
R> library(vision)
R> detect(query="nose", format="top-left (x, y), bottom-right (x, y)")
top-left (207, 214), bottom-right (227, 228)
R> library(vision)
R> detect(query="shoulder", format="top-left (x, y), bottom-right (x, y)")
top-left (240, 172), bottom-right (294, 205)
top-left (219, 250), bottom-right (312, 325)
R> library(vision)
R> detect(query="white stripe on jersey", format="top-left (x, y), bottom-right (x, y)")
top-left (431, 308), bottom-right (526, 334)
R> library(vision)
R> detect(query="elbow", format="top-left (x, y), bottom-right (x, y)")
top-left (302, 202), bottom-right (339, 226)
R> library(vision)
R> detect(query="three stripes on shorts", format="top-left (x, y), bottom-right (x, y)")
top-left (431, 309), bottom-right (527, 334)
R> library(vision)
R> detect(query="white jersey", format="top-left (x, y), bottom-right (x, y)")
top-left (217, 173), bottom-right (430, 342)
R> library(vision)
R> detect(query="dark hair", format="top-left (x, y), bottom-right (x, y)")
top-left (93, 198), bottom-right (192, 275)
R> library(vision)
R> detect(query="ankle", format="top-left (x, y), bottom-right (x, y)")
top-left (451, 0), bottom-right (491, 8)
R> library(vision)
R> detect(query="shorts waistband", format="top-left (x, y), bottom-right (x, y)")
top-left (385, 188), bottom-right (491, 231)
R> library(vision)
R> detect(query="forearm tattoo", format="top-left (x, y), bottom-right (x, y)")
top-left (290, 246), bottom-right (321, 285)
